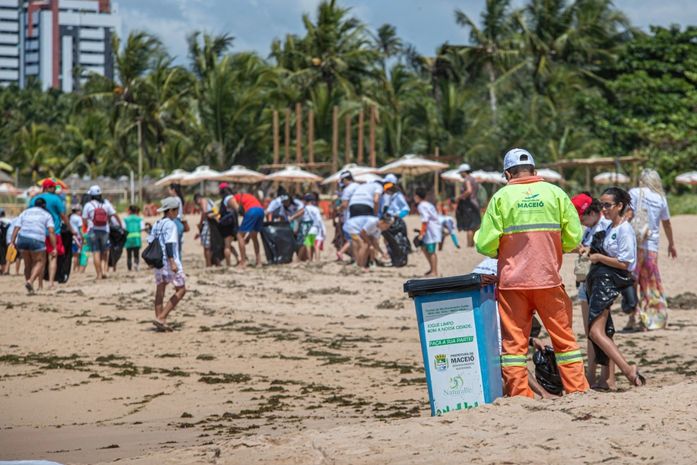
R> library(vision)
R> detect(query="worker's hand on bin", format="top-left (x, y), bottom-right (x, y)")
top-left (480, 274), bottom-right (498, 286)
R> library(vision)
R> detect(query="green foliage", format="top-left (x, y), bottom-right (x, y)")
top-left (0, 0), bottom-right (693, 197)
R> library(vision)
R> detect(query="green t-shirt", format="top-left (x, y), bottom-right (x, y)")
top-left (124, 214), bottom-right (143, 248)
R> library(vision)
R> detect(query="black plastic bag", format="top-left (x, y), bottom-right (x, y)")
top-left (108, 226), bottom-right (127, 267)
top-left (142, 238), bottom-right (164, 269)
top-left (260, 221), bottom-right (295, 264)
top-left (42, 230), bottom-right (74, 283)
top-left (208, 219), bottom-right (225, 266)
top-left (382, 218), bottom-right (410, 268)
top-left (533, 346), bottom-right (563, 395)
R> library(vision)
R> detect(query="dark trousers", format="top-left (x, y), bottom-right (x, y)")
top-left (126, 247), bottom-right (140, 270)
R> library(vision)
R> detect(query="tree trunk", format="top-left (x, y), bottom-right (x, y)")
top-left (486, 62), bottom-right (498, 124)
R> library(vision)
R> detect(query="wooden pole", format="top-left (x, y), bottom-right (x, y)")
top-left (272, 110), bottom-right (279, 165)
top-left (344, 113), bottom-right (352, 164)
top-left (357, 108), bottom-right (364, 164)
top-left (369, 105), bottom-right (376, 168)
top-left (434, 146), bottom-right (440, 201)
top-left (332, 106), bottom-right (339, 172)
top-left (137, 118), bottom-right (143, 204)
top-left (284, 108), bottom-right (290, 164)
top-left (295, 102), bottom-right (302, 165)
top-left (308, 109), bottom-right (315, 165)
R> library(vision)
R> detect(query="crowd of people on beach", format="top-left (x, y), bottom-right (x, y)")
top-left (0, 150), bottom-right (678, 396)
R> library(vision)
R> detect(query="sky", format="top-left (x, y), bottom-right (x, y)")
top-left (113, 0), bottom-right (697, 65)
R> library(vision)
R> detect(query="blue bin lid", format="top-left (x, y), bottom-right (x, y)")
top-left (403, 273), bottom-right (482, 297)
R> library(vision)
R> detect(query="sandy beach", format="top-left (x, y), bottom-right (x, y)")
top-left (1, 214), bottom-right (696, 465)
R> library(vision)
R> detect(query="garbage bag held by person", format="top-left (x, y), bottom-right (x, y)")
top-left (261, 221), bottom-right (295, 264)
top-left (533, 346), bottom-right (563, 395)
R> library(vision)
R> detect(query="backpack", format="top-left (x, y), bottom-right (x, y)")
top-left (631, 189), bottom-right (650, 244)
top-left (92, 201), bottom-right (108, 227)
top-left (142, 219), bottom-right (166, 269)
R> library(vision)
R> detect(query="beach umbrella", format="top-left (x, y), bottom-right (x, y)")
top-left (180, 166), bottom-right (222, 186)
top-left (0, 183), bottom-right (19, 195)
top-left (215, 165), bottom-right (265, 184)
top-left (154, 169), bottom-right (190, 187)
top-left (0, 170), bottom-right (13, 184)
top-left (322, 163), bottom-right (376, 185)
top-left (441, 169), bottom-right (464, 183)
top-left (536, 168), bottom-right (563, 183)
top-left (265, 165), bottom-right (322, 184)
top-left (676, 171), bottom-right (697, 186)
top-left (353, 172), bottom-right (384, 183)
top-left (0, 161), bottom-right (12, 172)
top-left (472, 170), bottom-right (507, 184)
top-left (593, 172), bottom-right (630, 184)
top-left (378, 154), bottom-right (448, 176)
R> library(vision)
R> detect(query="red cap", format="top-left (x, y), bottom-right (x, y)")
top-left (571, 193), bottom-right (593, 218)
top-left (218, 182), bottom-right (229, 190)
top-left (42, 179), bottom-right (57, 189)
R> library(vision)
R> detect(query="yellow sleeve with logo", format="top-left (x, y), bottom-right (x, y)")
top-left (560, 193), bottom-right (583, 253)
top-left (475, 195), bottom-right (503, 258)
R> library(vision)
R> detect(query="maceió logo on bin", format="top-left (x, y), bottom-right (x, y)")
top-left (434, 354), bottom-right (449, 371)
top-left (428, 336), bottom-right (474, 347)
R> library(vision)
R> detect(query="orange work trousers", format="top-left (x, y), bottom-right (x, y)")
top-left (498, 286), bottom-right (589, 398)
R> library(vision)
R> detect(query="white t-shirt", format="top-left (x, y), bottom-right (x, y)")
top-left (629, 187), bottom-right (670, 252)
top-left (305, 204), bottom-right (325, 237)
top-left (83, 199), bottom-right (116, 233)
top-left (602, 221), bottom-right (636, 273)
top-left (266, 197), bottom-right (283, 216)
top-left (418, 201), bottom-right (442, 244)
top-left (343, 216), bottom-right (381, 239)
top-left (582, 216), bottom-right (611, 247)
top-left (340, 183), bottom-right (359, 203)
top-left (6, 218), bottom-right (17, 245)
top-left (348, 182), bottom-right (383, 208)
top-left (69, 213), bottom-right (83, 235)
top-left (439, 215), bottom-right (456, 234)
top-left (148, 218), bottom-right (182, 272)
top-left (17, 207), bottom-right (55, 242)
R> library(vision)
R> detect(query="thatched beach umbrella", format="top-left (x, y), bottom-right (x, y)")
top-left (215, 165), bottom-right (265, 184)
top-left (180, 166), bottom-right (221, 186)
top-left (536, 168), bottom-right (563, 183)
top-left (676, 172), bottom-right (697, 186)
top-left (265, 166), bottom-right (322, 184)
top-left (441, 169), bottom-right (464, 183)
top-left (322, 163), bottom-right (376, 185)
top-left (155, 169), bottom-right (190, 187)
top-left (379, 154), bottom-right (448, 176)
top-left (594, 172), bottom-right (630, 184)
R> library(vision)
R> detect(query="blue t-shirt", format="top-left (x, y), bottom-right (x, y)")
top-left (30, 193), bottom-right (65, 233)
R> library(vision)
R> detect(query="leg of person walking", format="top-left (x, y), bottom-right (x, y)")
top-left (498, 289), bottom-right (535, 398)
top-left (532, 286), bottom-right (589, 394)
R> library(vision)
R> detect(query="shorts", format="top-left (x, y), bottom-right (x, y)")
top-left (239, 207), bottom-right (264, 233)
top-left (349, 204), bottom-right (374, 218)
top-left (200, 221), bottom-right (211, 248)
top-left (46, 234), bottom-right (65, 255)
top-left (423, 242), bottom-right (437, 254)
top-left (304, 234), bottom-right (317, 248)
top-left (89, 230), bottom-right (110, 253)
top-left (155, 268), bottom-right (186, 287)
top-left (16, 236), bottom-right (46, 252)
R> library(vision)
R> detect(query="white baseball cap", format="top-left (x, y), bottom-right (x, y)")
top-left (157, 196), bottom-right (181, 212)
top-left (88, 185), bottom-right (101, 196)
top-left (457, 163), bottom-right (472, 173)
top-left (503, 148), bottom-right (535, 171)
top-left (383, 174), bottom-right (398, 184)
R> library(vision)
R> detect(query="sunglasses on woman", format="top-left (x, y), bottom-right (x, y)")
top-left (600, 202), bottom-right (616, 210)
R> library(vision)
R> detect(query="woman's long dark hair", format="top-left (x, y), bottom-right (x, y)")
top-left (169, 183), bottom-right (185, 204)
top-left (602, 187), bottom-right (632, 214)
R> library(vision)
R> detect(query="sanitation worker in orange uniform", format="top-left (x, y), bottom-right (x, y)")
top-left (475, 148), bottom-right (589, 397)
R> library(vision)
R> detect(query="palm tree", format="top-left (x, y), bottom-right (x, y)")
top-left (372, 23), bottom-right (403, 72)
top-left (454, 0), bottom-right (521, 121)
